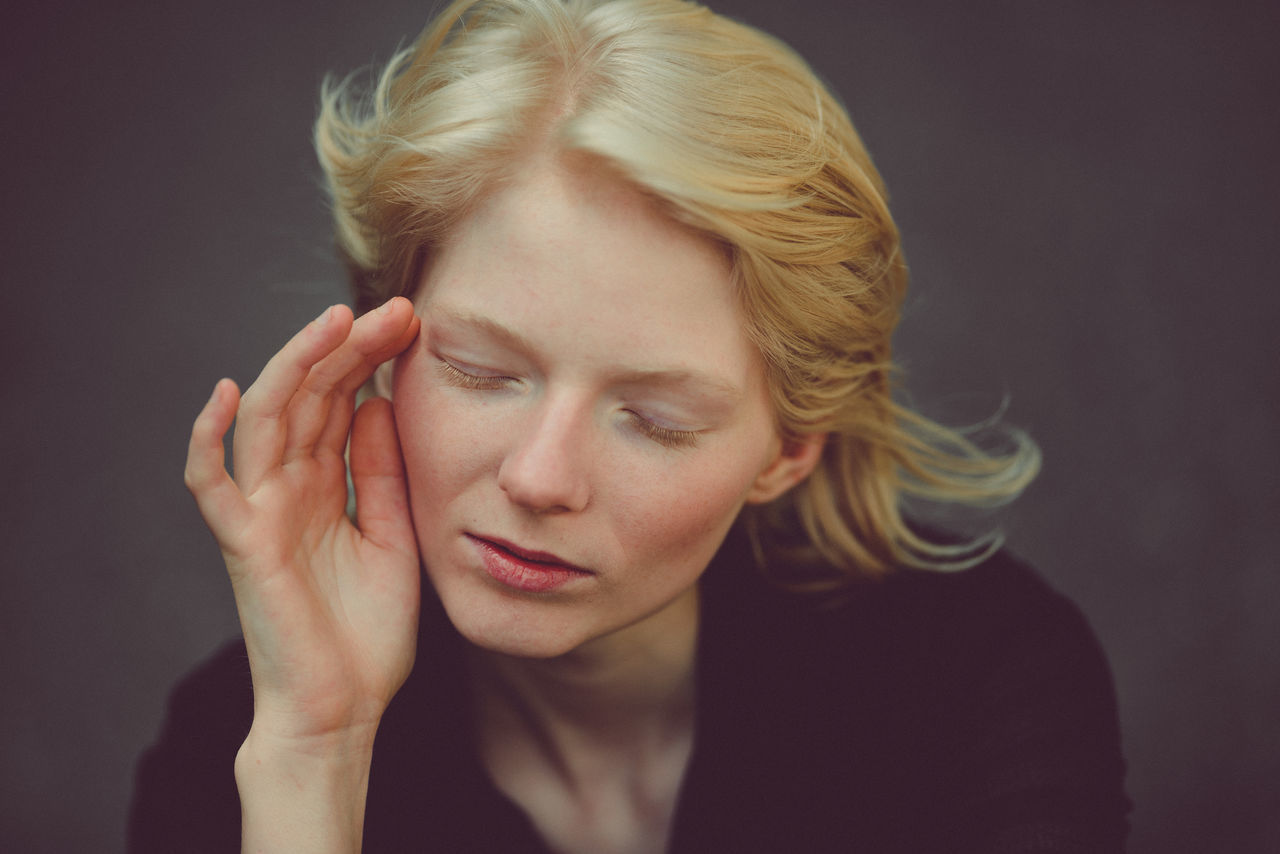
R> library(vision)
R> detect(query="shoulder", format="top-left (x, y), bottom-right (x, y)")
top-left (127, 641), bottom-right (252, 852)
top-left (697, 534), bottom-right (1131, 851)
top-left (127, 626), bottom-right (535, 853)
top-left (714, 530), bottom-right (1108, 678)
top-left (706, 530), bottom-right (1104, 678)
top-left (859, 548), bottom-right (1108, 677)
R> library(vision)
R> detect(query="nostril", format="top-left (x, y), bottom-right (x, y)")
top-left (495, 402), bottom-right (592, 513)
top-left (498, 446), bottom-right (588, 514)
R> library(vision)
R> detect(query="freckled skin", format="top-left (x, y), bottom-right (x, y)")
top-left (390, 155), bottom-right (786, 660)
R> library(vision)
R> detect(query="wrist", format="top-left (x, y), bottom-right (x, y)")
top-left (234, 725), bottom-right (380, 853)
top-left (240, 714), bottom-right (382, 760)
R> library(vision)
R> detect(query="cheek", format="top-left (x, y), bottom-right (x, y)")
top-left (609, 454), bottom-right (762, 564)
top-left (391, 352), bottom-right (490, 504)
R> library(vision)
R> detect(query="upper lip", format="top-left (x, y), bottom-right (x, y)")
top-left (469, 534), bottom-right (593, 574)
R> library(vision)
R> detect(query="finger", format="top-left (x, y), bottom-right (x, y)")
top-left (313, 308), bottom-right (420, 458)
top-left (232, 305), bottom-right (354, 491)
top-left (185, 379), bottom-right (252, 541)
top-left (349, 397), bottom-right (417, 559)
top-left (309, 300), bottom-right (420, 459)
top-left (287, 298), bottom-right (417, 457)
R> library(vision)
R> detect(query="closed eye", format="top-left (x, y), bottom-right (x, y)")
top-left (435, 358), bottom-right (516, 391)
top-left (627, 411), bottom-right (700, 449)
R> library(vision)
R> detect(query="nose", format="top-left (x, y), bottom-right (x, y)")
top-left (497, 397), bottom-right (591, 514)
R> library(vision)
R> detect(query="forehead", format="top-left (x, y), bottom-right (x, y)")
top-left (417, 155), bottom-right (762, 383)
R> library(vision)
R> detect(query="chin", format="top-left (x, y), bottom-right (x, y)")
top-left (458, 625), bottom-right (585, 660)
top-left (433, 582), bottom-right (594, 660)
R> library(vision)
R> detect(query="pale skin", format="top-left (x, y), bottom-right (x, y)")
top-left (186, 301), bottom-right (423, 852)
top-left (185, 154), bottom-right (823, 853)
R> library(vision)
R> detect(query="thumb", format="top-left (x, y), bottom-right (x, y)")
top-left (349, 397), bottom-right (417, 558)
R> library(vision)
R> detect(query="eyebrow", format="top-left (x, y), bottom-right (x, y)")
top-left (430, 305), bottom-right (538, 355)
top-left (428, 305), bottom-right (745, 403)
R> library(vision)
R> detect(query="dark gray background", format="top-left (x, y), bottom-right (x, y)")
top-left (3, 0), bottom-right (1277, 850)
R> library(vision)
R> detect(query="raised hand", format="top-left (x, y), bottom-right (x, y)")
top-left (184, 297), bottom-right (422, 750)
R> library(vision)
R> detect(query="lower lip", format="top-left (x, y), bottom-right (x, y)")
top-left (469, 536), bottom-right (592, 593)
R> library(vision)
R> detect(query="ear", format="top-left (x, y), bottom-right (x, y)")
top-left (745, 433), bottom-right (826, 505)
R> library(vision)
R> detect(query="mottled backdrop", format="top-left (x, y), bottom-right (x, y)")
top-left (2, 0), bottom-right (1277, 850)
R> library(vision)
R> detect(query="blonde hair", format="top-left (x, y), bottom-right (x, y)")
top-left (316, 0), bottom-right (1040, 585)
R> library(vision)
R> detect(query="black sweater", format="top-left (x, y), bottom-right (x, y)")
top-left (129, 533), bottom-right (1130, 852)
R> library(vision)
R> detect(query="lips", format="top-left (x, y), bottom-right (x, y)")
top-left (467, 534), bottom-right (593, 593)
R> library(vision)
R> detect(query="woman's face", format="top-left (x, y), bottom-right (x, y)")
top-left (391, 155), bottom-right (795, 659)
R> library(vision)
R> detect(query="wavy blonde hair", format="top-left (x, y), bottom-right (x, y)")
top-left (316, 0), bottom-right (1040, 585)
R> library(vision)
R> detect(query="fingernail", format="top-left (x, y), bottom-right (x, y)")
top-left (316, 306), bottom-right (332, 326)
top-left (378, 298), bottom-right (397, 315)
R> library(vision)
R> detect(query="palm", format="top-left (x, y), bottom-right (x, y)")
top-left (185, 300), bottom-right (423, 743)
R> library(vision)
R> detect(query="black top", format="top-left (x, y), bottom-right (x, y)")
top-left (129, 532), bottom-right (1130, 852)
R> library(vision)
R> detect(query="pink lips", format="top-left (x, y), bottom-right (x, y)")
top-left (468, 534), bottom-right (592, 593)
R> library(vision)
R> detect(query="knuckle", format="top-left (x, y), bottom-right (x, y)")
top-left (297, 376), bottom-right (330, 403)
top-left (190, 409), bottom-right (214, 436)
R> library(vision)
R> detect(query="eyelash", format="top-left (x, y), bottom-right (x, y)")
top-left (629, 415), bottom-right (701, 450)
top-left (436, 359), bottom-right (513, 390)
top-left (436, 358), bottom-right (700, 449)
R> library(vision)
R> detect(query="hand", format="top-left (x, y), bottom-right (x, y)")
top-left (184, 298), bottom-right (422, 749)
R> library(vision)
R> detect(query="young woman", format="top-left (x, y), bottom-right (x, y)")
top-left (131, 1), bottom-right (1129, 850)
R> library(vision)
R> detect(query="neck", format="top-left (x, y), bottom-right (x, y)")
top-left (468, 585), bottom-right (699, 780)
